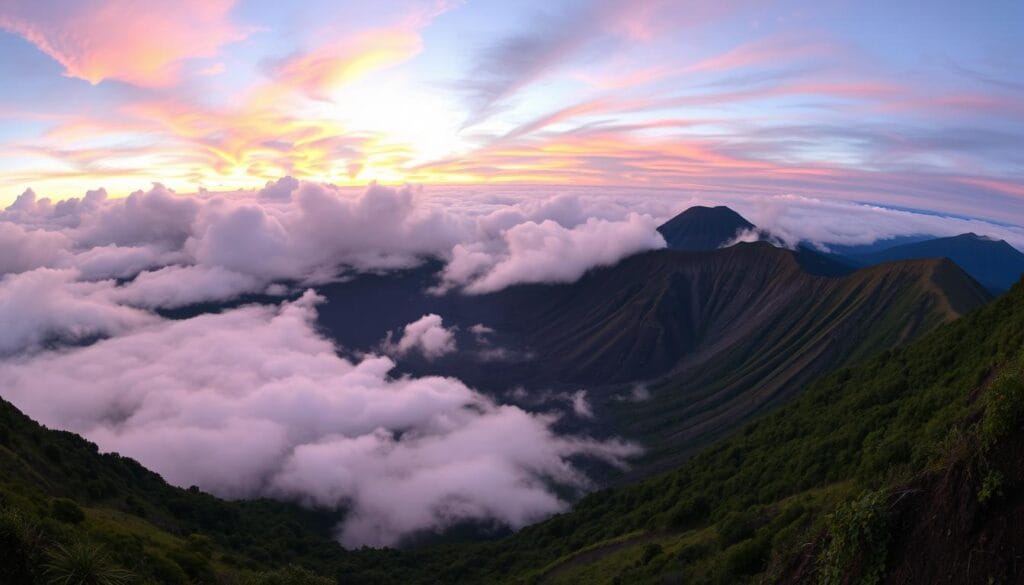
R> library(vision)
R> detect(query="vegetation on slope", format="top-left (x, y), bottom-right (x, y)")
top-left (0, 398), bottom-right (348, 584)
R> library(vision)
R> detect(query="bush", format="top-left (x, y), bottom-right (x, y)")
top-left (982, 362), bottom-right (1024, 447)
top-left (45, 541), bottom-right (134, 585)
top-left (723, 537), bottom-right (769, 577)
top-left (167, 546), bottom-right (217, 584)
top-left (717, 510), bottom-right (757, 547)
top-left (819, 489), bottom-right (891, 585)
top-left (0, 506), bottom-right (47, 585)
top-left (667, 495), bottom-right (709, 530)
top-left (641, 543), bottom-right (664, 565)
top-left (246, 565), bottom-right (335, 585)
top-left (50, 498), bottom-right (85, 525)
top-left (978, 469), bottom-right (1005, 504)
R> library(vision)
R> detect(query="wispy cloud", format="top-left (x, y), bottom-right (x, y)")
top-left (0, 0), bottom-right (248, 86)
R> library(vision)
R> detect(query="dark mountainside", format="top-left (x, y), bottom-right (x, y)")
top-left (2, 276), bottom-right (1022, 584)
top-left (655, 205), bottom-right (755, 251)
top-left (313, 209), bottom-right (990, 470)
top-left (316, 243), bottom-right (987, 390)
top-left (851, 232), bottom-right (1024, 294)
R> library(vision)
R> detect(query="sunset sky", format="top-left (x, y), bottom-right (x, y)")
top-left (1, 0), bottom-right (1022, 223)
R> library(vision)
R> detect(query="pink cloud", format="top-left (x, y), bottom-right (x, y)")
top-left (269, 30), bottom-right (424, 100)
top-left (0, 0), bottom-right (248, 86)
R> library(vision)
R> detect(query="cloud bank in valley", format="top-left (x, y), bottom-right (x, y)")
top-left (0, 291), bottom-right (639, 547)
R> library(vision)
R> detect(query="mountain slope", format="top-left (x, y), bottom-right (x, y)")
top-left (853, 232), bottom-right (1024, 294)
top-left (0, 396), bottom-right (354, 584)
top-left (656, 205), bottom-right (754, 251)
top-left (311, 242), bottom-right (990, 472)
top-left (618, 248), bottom-right (992, 469)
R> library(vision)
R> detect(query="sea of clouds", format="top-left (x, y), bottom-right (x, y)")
top-left (1, 178), bottom-right (1021, 546)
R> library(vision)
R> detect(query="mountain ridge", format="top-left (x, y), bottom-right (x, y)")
top-left (851, 232), bottom-right (1024, 294)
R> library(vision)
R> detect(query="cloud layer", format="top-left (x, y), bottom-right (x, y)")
top-left (0, 291), bottom-right (638, 547)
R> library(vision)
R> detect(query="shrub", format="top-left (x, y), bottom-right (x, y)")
top-left (978, 469), bottom-right (1005, 504)
top-left (51, 498), bottom-right (85, 525)
top-left (667, 495), bottom-right (710, 530)
top-left (717, 510), bottom-right (757, 547)
top-left (641, 543), bottom-right (664, 565)
top-left (246, 565), bottom-right (335, 585)
top-left (819, 489), bottom-right (891, 585)
top-left (982, 363), bottom-right (1024, 447)
top-left (723, 537), bottom-right (769, 577)
top-left (0, 506), bottom-right (47, 585)
top-left (45, 541), bottom-right (134, 585)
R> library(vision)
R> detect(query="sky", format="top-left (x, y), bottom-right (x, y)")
top-left (0, 0), bottom-right (1022, 224)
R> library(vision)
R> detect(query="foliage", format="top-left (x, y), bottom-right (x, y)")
top-left (818, 489), bottom-right (892, 585)
top-left (0, 506), bottom-right (47, 584)
top-left (51, 499), bottom-right (86, 525)
top-left (981, 359), bottom-right (1024, 447)
top-left (44, 541), bottom-right (134, 585)
top-left (978, 469), bottom-right (1005, 504)
top-left (245, 565), bottom-right (336, 585)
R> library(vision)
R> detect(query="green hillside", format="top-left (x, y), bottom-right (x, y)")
top-left (0, 398), bottom-right (352, 584)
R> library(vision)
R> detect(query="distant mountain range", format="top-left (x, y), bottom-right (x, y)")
top-left (655, 204), bottom-right (1024, 294)
top-left (847, 232), bottom-right (1024, 293)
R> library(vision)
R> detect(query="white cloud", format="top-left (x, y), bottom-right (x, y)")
top-left (0, 268), bottom-right (156, 355)
top-left (446, 213), bottom-right (666, 294)
top-left (111, 265), bottom-right (264, 309)
top-left (384, 313), bottom-right (457, 360)
top-left (569, 390), bottom-right (594, 419)
top-left (0, 222), bottom-right (70, 275)
top-left (0, 292), bottom-right (639, 547)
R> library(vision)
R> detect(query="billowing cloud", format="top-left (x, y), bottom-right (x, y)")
top-left (383, 313), bottom-right (457, 360)
top-left (0, 0), bottom-right (248, 86)
top-left (0, 268), bottom-right (155, 355)
top-left (0, 221), bottom-right (70, 275)
top-left (444, 213), bottom-right (666, 294)
top-left (110, 265), bottom-right (266, 309)
top-left (0, 291), bottom-right (638, 547)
